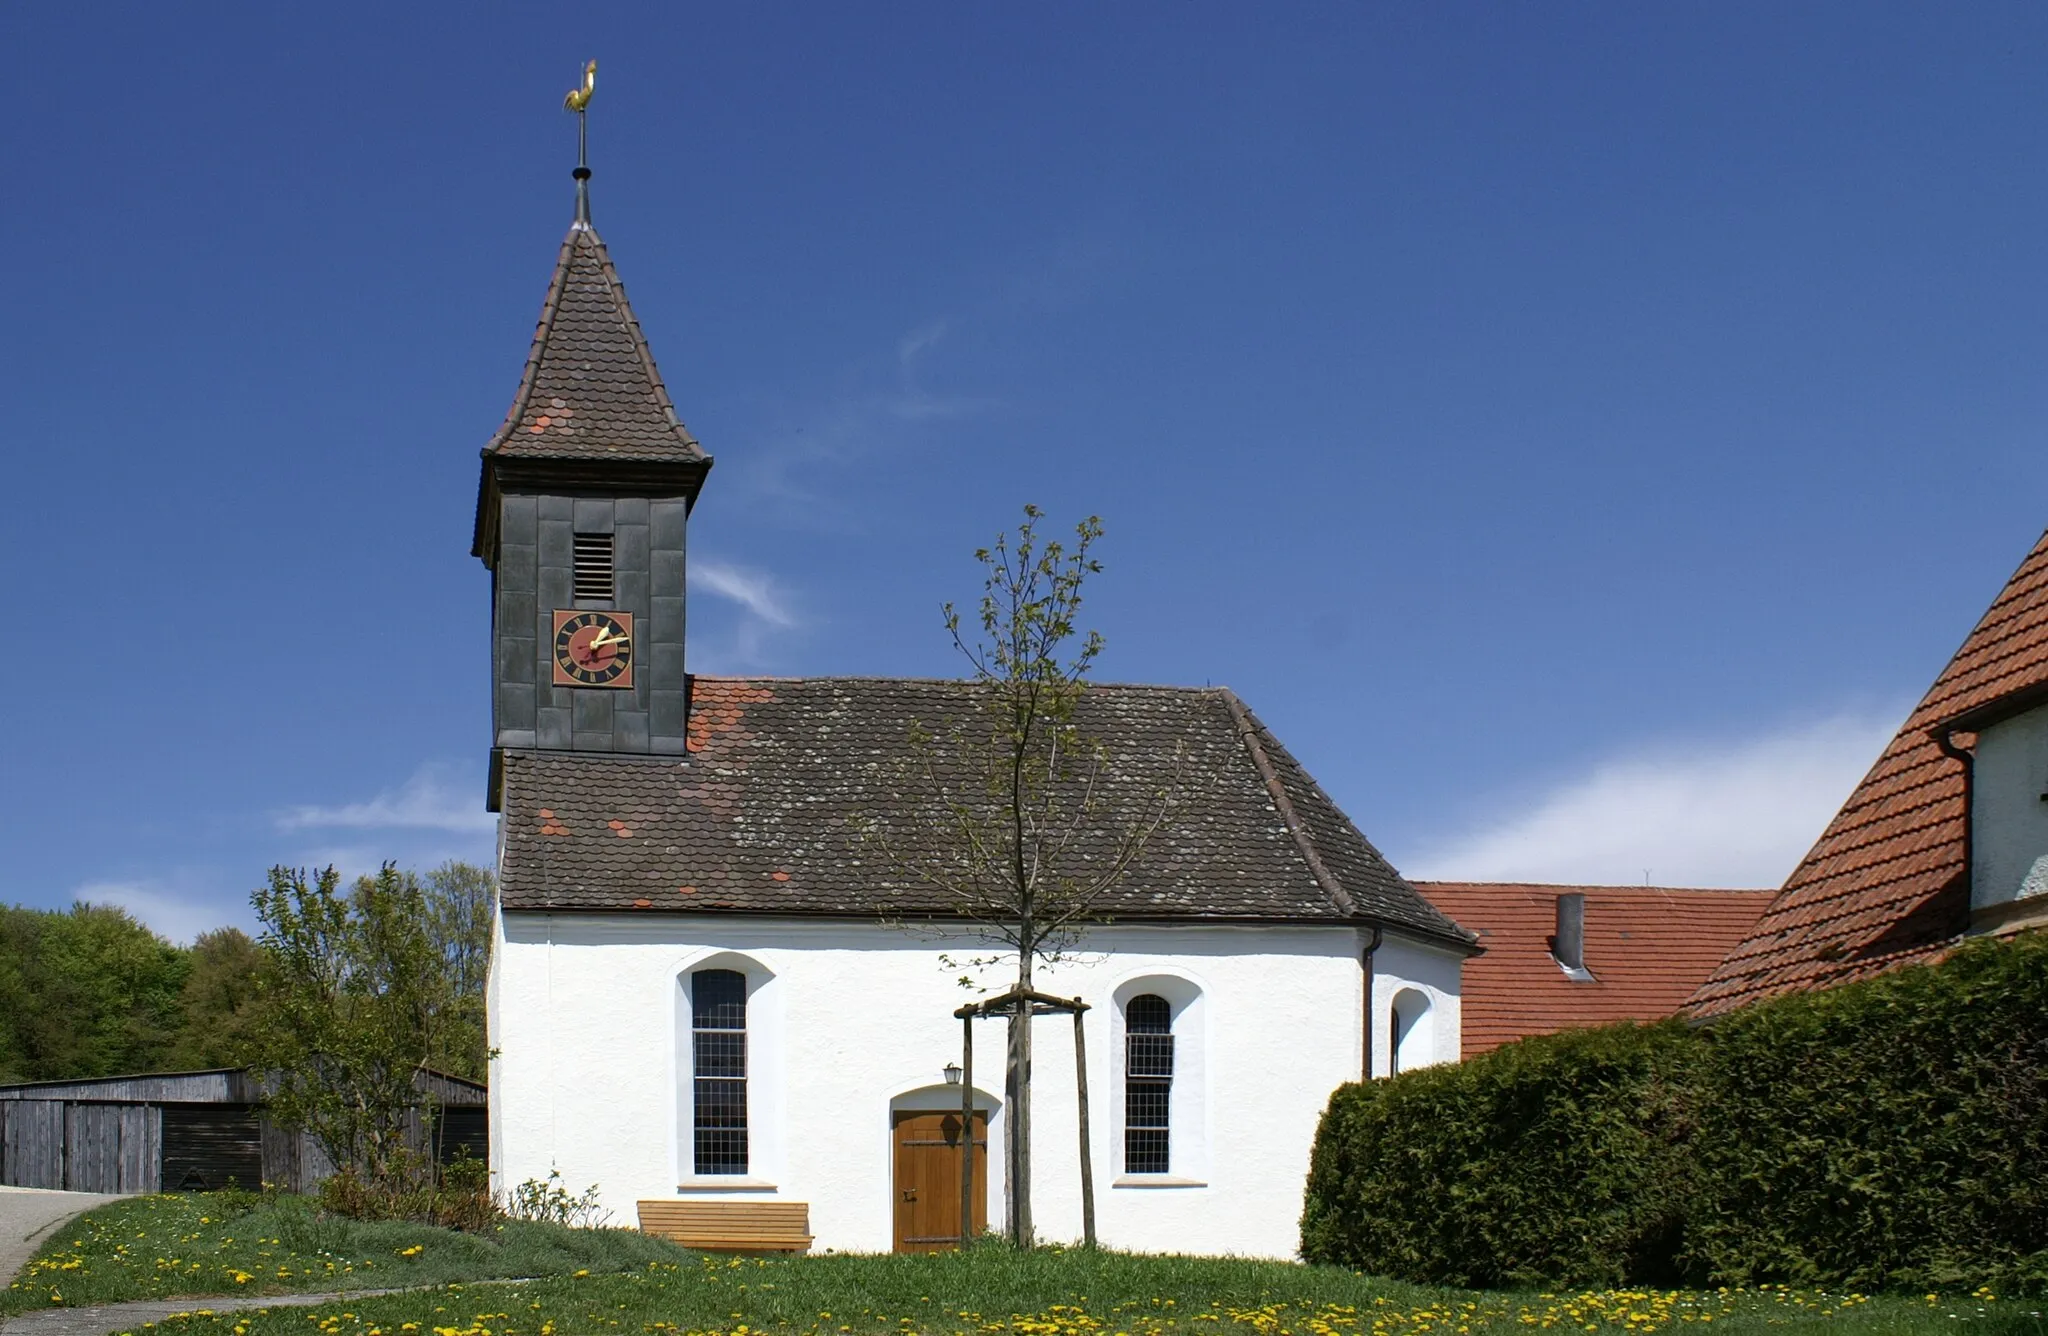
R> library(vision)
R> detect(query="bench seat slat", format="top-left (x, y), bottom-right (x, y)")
top-left (637, 1200), bottom-right (813, 1254)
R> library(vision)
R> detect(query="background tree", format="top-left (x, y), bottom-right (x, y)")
top-left (0, 902), bottom-right (189, 1083)
top-left (866, 505), bottom-right (1181, 1247)
top-left (422, 860), bottom-right (496, 1081)
top-left (168, 926), bottom-right (268, 1069)
top-left (0, 861), bottom-right (496, 1089)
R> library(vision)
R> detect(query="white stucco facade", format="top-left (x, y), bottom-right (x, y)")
top-left (1971, 700), bottom-right (2048, 914)
top-left (487, 910), bottom-right (1462, 1258)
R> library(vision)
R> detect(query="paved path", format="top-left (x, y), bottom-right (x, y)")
top-left (0, 1188), bottom-right (128, 1304)
top-left (0, 1287), bottom-right (410, 1336)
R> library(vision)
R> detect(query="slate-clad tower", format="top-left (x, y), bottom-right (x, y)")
top-left (472, 190), bottom-right (711, 810)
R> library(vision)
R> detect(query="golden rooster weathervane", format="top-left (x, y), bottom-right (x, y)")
top-left (566, 59), bottom-right (597, 226)
top-left (565, 59), bottom-right (597, 113)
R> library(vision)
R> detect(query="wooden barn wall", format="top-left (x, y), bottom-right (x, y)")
top-left (415, 1071), bottom-right (488, 1107)
top-left (161, 1104), bottom-right (263, 1192)
top-left (0, 1090), bottom-right (486, 1194)
top-left (1, 1101), bottom-right (64, 1189)
top-left (257, 1118), bottom-right (339, 1195)
top-left (0, 1072), bottom-right (249, 1105)
top-left (436, 1106), bottom-right (488, 1162)
top-left (0, 1101), bottom-right (161, 1193)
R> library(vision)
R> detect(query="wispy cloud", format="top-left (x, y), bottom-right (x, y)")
top-left (74, 879), bottom-right (241, 946)
top-left (898, 319), bottom-right (950, 367)
top-left (695, 560), bottom-right (798, 629)
top-left (1404, 708), bottom-right (1904, 889)
top-left (276, 761), bottom-right (495, 835)
top-left (693, 558), bottom-right (802, 667)
top-left (737, 316), bottom-right (1003, 528)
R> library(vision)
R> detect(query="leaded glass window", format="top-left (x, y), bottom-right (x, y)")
top-left (692, 968), bottom-right (748, 1175)
top-left (1124, 993), bottom-right (1174, 1174)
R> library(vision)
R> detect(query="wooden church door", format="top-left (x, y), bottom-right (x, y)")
top-left (891, 1109), bottom-right (988, 1252)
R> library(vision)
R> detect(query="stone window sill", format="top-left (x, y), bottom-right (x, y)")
top-left (675, 1179), bottom-right (779, 1192)
top-left (1112, 1175), bottom-right (1207, 1189)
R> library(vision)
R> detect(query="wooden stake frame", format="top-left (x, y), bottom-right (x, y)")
top-left (954, 986), bottom-right (1096, 1250)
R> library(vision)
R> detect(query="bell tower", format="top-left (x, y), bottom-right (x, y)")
top-left (473, 66), bottom-right (711, 809)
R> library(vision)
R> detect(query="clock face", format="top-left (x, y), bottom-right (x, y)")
top-left (552, 609), bottom-right (634, 688)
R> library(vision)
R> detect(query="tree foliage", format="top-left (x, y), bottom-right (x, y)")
top-left (250, 862), bottom-right (493, 1186)
top-left (168, 926), bottom-right (269, 1070)
top-left (421, 860), bottom-right (496, 1082)
top-left (0, 860), bottom-right (495, 1102)
top-left (0, 902), bottom-right (190, 1083)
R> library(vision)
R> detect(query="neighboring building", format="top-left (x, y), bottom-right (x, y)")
top-left (477, 164), bottom-right (1475, 1257)
top-left (1691, 529), bottom-right (2048, 1017)
top-left (1415, 883), bottom-right (1773, 1057)
top-left (0, 1068), bottom-right (486, 1195)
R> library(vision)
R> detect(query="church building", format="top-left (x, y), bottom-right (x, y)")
top-left (479, 132), bottom-right (1473, 1258)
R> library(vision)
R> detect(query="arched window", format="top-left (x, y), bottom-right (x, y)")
top-left (1124, 993), bottom-right (1174, 1174)
top-left (1389, 988), bottom-right (1432, 1076)
top-left (692, 968), bottom-right (748, 1175)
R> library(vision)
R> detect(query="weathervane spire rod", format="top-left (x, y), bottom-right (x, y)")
top-left (565, 59), bottom-right (597, 227)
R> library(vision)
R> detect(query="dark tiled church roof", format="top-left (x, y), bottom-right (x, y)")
top-left (484, 224), bottom-right (709, 465)
top-left (498, 676), bottom-right (1473, 945)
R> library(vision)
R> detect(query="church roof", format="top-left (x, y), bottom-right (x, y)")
top-left (1416, 882), bottom-right (1773, 1054)
top-left (496, 676), bottom-right (1475, 946)
top-left (1688, 528), bottom-right (2048, 1018)
top-left (483, 224), bottom-right (710, 466)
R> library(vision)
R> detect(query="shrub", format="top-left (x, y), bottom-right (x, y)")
top-left (1301, 1019), bottom-right (1695, 1288)
top-left (1300, 931), bottom-right (2048, 1294)
top-left (315, 1147), bottom-right (499, 1231)
top-left (1685, 931), bottom-right (2048, 1294)
top-left (503, 1169), bottom-right (612, 1229)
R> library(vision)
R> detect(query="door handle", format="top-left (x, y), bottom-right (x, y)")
top-left (901, 1189), bottom-right (917, 1202)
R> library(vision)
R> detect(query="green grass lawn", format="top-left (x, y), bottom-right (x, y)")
top-left (0, 1191), bottom-right (689, 1317)
top-left (125, 1252), bottom-right (2042, 1336)
top-left (8, 1195), bottom-right (2041, 1336)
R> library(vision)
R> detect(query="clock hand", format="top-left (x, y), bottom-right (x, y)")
top-left (589, 627), bottom-right (625, 651)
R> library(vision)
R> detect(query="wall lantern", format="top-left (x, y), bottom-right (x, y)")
top-left (943, 1062), bottom-right (963, 1086)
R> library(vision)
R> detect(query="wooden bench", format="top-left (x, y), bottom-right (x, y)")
top-left (637, 1200), bottom-right (813, 1253)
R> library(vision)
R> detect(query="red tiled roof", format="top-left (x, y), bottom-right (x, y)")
top-left (1687, 529), bottom-right (2048, 1017)
top-left (1416, 882), bottom-right (1775, 1056)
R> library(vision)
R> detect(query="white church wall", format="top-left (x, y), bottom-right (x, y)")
top-left (489, 912), bottom-right (1391, 1258)
top-left (1368, 933), bottom-right (1464, 1078)
top-left (1971, 700), bottom-right (2048, 913)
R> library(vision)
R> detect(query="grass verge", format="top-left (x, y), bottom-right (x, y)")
top-left (112, 1249), bottom-right (2048, 1336)
top-left (11, 1196), bottom-right (2043, 1336)
top-left (0, 1191), bottom-right (690, 1317)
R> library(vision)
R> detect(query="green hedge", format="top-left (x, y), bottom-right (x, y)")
top-left (1300, 931), bottom-right (2048, 1293)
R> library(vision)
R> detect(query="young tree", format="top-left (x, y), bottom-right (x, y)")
top-left (867, 506), bottom-right (1181, 1246)
top-left (251, 864), bottom-right (443, 1188)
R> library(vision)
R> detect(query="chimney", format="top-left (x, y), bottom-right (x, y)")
top-left (1553, 892), bottom-right (1587, 974)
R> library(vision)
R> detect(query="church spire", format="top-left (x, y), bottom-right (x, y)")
top-left (471, 61), bottom-right (711, 564)
top-left (565, 60), bottom-right (596, 228)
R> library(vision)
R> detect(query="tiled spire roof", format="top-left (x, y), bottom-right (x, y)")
top-left (1688, 528), bottom-right (2048, 1017)
top-left (484, 224), bottom-right (709, 465)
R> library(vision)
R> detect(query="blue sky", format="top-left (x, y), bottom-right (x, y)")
top-left (6, 4), bottom-right (2048, 940)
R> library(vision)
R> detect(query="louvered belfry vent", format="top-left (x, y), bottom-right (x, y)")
top-left (572, 533), bottom-right (615, 601)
